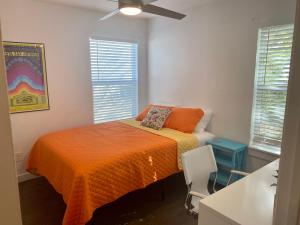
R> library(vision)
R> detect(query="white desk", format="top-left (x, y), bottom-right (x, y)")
top-left (198, 160), bottom-right (279, 225)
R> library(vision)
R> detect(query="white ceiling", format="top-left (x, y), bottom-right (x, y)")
top-left (38, 0), bottom-right (216, 18)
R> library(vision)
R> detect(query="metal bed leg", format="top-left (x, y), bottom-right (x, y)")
top-left (160, 181), bottom-right (165, 201)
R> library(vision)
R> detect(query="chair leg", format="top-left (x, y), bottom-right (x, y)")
top-left (185, 183), bottom-right (193, 211)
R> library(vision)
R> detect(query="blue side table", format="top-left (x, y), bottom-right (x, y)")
top-left (206, 138), bottom-right (247, 186)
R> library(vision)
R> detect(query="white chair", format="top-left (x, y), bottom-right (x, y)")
top-left (181, 145), bottom-right (248, 215)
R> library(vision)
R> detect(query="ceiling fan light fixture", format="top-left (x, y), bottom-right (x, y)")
top-left (120, 6), bottom-right (142, 16)
top-left (99, 0), bottom-right (186, 21)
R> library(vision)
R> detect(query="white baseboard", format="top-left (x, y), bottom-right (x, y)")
top-left (18, 172), bottom-right (39, 183)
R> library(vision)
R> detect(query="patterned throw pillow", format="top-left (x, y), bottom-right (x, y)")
top-left (141, 106), bottom-right (172, 130)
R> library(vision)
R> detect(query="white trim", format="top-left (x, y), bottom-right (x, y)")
top-left (248, 147), bottom-right (279, 162)
top-left (0, 23), bottom-right (23, 225)
top-left (250, 24), bottom-right (294, 152)
top-left (89, 35), bottom-right (139, 45)
top-left (273, 0), bottom-right (300, 224)
top-left (18, 172), bottom-right (39, 183)
top-left (249, 144), bottom-right (280, 156)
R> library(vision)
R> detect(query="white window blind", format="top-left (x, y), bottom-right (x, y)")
top-left (250, 24), bottom-right (294, 153)
top-left (89, 39), bottom-right (138, 124)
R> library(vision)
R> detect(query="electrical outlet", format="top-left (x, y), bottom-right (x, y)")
top-left (14, 152), bottom-right (24, 162)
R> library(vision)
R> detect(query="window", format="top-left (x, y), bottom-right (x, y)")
top-left (89, 38), bottom-right (138, 123)
top-left (250, 24), bottom-right (294, 154)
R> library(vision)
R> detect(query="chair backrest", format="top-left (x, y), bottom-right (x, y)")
top-left (182, 145), bottom-right (218, 194)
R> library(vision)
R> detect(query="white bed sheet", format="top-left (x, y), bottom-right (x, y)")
top-left (195, 131), bottom-right (215, 146)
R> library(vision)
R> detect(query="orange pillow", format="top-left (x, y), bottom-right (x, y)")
top-left (136, 105), bottom-right (152, 121)
top-left (164, 107), bottom-right (204, 133)
top-left (136, 105), bottom-right (173, 121)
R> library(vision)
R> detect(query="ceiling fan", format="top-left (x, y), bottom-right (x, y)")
top-left (99, 0), bottom-right (186, 21)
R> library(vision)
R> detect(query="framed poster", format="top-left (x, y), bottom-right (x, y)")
top-left (3, 42), bottom-right (49, 113)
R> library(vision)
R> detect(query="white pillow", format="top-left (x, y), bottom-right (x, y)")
top-left (195, 109), bottom-right (213, 133)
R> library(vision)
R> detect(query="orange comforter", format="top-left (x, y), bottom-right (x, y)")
top-left (27, 121), bottom-right (179, 225)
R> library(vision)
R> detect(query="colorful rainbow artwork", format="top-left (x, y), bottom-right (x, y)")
top-left (3, 42), bottom-right (49, 113)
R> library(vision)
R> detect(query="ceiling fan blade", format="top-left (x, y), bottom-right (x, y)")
top-left (99, 9), bottom-right (120, 21)
top-left (142, 0), bottom-right (158, 5)
top-left (142, 4), bottom-right (186, 20)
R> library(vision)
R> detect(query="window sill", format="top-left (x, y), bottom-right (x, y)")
top-left (249, 144), bottom-right (281, 156)
top-left (248, 145), bottom-right (280, 162)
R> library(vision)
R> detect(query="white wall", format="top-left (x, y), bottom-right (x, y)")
top-left (0, 22), bottom-right (22, 225)
top-left (148, 0), bottom-right (296, 171)
top-left (0, 0), bottom-right (148, 177)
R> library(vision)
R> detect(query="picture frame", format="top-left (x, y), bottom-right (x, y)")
top-left (3, 41), bottom-right (50, 113)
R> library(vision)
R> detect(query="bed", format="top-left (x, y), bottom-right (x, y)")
top-left (27, 119), bottom-right (214, 225)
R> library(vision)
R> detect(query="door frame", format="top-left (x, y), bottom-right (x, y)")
top-left (0, 21), bottom-right (23, 225)
top-left (273, 0), bottom-right (300, 224)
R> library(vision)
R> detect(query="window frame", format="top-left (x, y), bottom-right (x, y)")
top-left (89, 36), bottom-right (139, 124)
top-left (250, 24), bottom-right (294, 155)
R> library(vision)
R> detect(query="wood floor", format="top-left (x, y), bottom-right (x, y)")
top-left (19, 173), bottom-right (214, 225)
